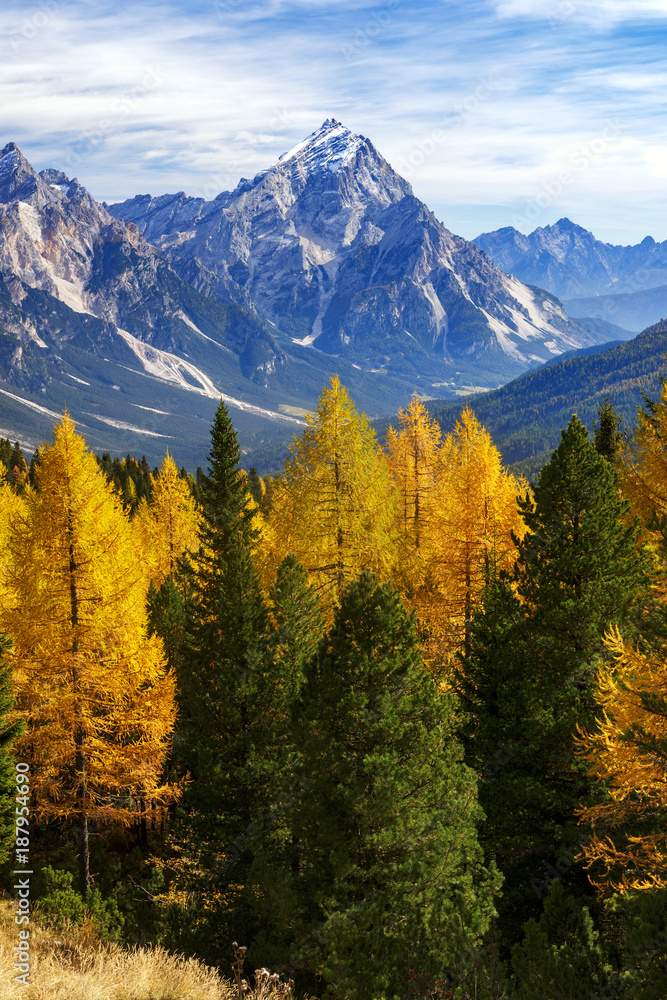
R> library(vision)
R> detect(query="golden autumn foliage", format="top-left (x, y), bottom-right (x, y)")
top-left (620, 377), bottom-right (667, 536)
top-left (576, 627), bottom-right (667, 892)
top-left (134, 452), bottom-right (202, 587)
top-left (0, 461), bottom-right (23, 609)
top-left (436, 406), bottom-right (525, 646)
top-left (386, 396), bottom-right (444, 583)
top-left (265, 376), bottom-right (398, 613)
top-left (388, 400), bottom-right (524, 662)
top-left (0, 415), bottom-right (178, 888)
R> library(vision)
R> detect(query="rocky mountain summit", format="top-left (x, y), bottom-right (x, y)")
top-left (0, 125), bottom-right (606, 466)
top-left (109, 119), bottom-right (595, 380)
top-left (0, 141), bottom-right (286, 382)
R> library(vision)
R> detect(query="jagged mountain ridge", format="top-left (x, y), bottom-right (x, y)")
top-left (0, 141), bottom-right (287, 383)
top-left (473, 219), bottom-right (667, 332)
top-left (108, 119), bottom-right (596, 378)
top-left (0, 139), bottom-right (425, 464)
top-left (0, 125), bottom-right (608, 466)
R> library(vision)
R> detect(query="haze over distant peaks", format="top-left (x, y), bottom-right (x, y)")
top-left (475, 218), bottom-right (667, 300)
top-left (474, 217), bottom-right (667, 334)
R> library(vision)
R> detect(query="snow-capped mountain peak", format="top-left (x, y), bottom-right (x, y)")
top-left (107, 121), bottom-right (598, 377)
top-left (0, 143), bottom-right (20, 175)
top-left (0, 142), bottom-right (39, 203)
top-left (275, 118), bottom-right (365, 173)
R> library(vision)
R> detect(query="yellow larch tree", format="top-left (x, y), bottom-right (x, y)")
top-left (266, 376), bottom-right (399, 614)
top-left (1, 415), bottom-right (178, 894)
top-left (386, 395), bottom-right (444, 587)
top-left (576, 627), bottom-right (667, 892)
top-left (620, 377), bottom-right (667, 535)
top-left (0, 463), bottom-right (24, 610)
top-left (134, 452), bottom-right (202, 588)
top-left (428, 405), bottom-right (524, 660)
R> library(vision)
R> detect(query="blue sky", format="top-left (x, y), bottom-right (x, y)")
top-left (2, 0), bottom-right (666, 244)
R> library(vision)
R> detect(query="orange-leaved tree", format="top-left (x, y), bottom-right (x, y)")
top-left (392, 404), bottom-right (524, 663)
top-left (386, 395), bottom-right (444, 585)
top-left (266, 376), bottom-right (399, 614)
top-left (577, 626), bottom-right (667, 892)
top-left (0, 462), bottom-right (24, 611)
top-left (1, 415), bottom-right (178, 894)
top-left (437, 406), bottom-right (524, 648)
top-left (134, 452), bottom-right (202, 588)
top-left (620, 376), bottom-right (667, 538)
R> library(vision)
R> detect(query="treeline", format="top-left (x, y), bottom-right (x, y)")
top-left (0, 378), bottom-right (666, 998)
top-left (0, 438), bottom-right (198, 514)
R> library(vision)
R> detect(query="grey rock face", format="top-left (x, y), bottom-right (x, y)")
top-left (0, 141), bottom-right (285, 382)
top-left (108, 119), bottom-right (594, 374)
top-left (474, 218), bottom-right (667, 300)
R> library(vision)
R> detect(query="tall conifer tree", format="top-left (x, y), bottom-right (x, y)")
top-left (172, 399), bottom-right (277, 965)
top-left (289, 571), bottom-right (500, 999)
top-left (1, 415), bottom-right (178, 894)
top-left (458, 414), bottom-right (645, 946)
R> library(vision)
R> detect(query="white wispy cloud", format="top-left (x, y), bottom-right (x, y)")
top-left (1, 0), bottom-right (665, 243)
top-left (494, 0), bottom-right (667, 25)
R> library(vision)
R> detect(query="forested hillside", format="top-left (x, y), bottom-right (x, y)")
top-left (423, 318), bottom-right (667, 478)
top-left (0, 378), bottom-right (666, 999)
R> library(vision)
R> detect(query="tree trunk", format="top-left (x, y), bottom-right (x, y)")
top-left (334, 453), bottom-right (345, 597)
top-left (69, 518), bottom-right (91, 895)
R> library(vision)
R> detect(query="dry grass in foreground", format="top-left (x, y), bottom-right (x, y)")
top-left (0, 899), bottom-right (304, 1000)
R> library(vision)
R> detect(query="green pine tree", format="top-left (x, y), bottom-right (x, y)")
top-left (511, 880), bottom-right (611, 1000)
top-left (516, 414), bottom-right (642, 657)
top-left (594, 397), bottom-right (623, 465)
top-left (237, 555), bottom-right (325, 971)
top-left (269, 554), bottom-right (323, 705)
top-left (168, 402), bottom-right (288, 969)
top-left (457, 415), bottom-right (646, 947)
top-left (289, 570), bottom-right (500, 1000)
top-left (608, 889), bottom-right (667, 1000)
top-left (198, 400), bottom-right (255, 569)
top-left (146, 574), bottom-right (189, 673)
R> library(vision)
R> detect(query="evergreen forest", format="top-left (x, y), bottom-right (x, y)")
top-left (1, 374), bottom-right (667, 1000)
